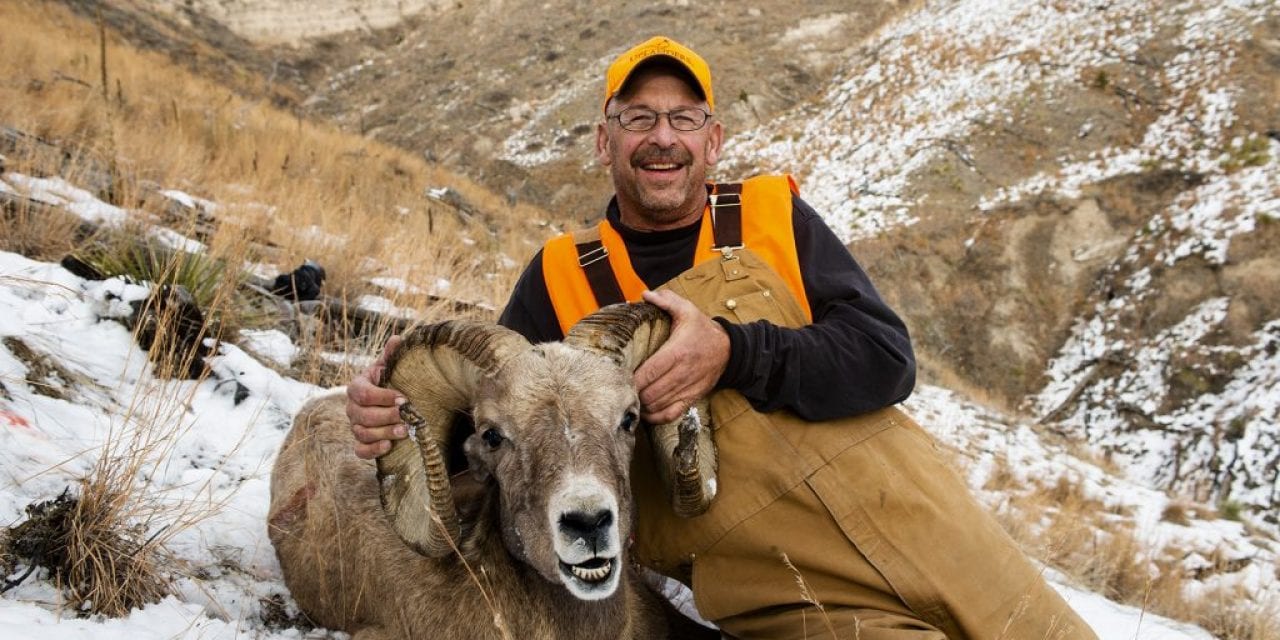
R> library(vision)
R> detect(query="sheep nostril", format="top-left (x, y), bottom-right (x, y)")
top-left (559, 509), bottom-right (614, 542)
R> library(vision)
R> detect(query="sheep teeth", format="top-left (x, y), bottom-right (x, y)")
top-left (570, 560), bottom-right (612, 582)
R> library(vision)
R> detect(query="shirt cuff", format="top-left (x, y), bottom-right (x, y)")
top-left (712, 316), bottom-right (749, 390)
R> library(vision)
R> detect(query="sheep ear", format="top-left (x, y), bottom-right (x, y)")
top-left (563, 302), bottom-right (671, 372)
top-left (462, 433), bottom-right (493, 483)
top-left (376, 321), bottom-right (529, 558)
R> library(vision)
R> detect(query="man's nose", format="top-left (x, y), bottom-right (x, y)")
top-left (646, 114), bottom-right (680, 145)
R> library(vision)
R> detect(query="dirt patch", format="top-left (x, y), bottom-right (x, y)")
top-left (3, 336), bottom-right (78, 401)
top-left (258, 592), bottom-right (318, 631)
top-left (0, 488), bottom-right (171, 616)
top-left (858, 166), bottom-right (1217, 406)
top-left (1221, 222), bottom-right (1280, 342)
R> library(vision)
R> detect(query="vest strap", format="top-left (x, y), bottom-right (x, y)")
top-left (710, 182), bottom-right (744, 258)
top-left (573, 227), bottom-right (626, 308)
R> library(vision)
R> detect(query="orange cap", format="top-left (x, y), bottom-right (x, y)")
top-left (603, 36), bottom-right (714, 113)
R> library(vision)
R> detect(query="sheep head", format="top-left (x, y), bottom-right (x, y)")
top-left (377, 302), bottom-right (700, 601)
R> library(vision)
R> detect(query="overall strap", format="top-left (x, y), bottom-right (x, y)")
top-left (709, 182), bottom-right (744, 257)
top-left (572, 225), bottom-right (626, 308)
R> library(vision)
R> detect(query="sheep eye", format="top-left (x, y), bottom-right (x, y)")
top-left (481, 428), bottom-right (505, 449)
top-left (619, 410), bottom-right (638, 433)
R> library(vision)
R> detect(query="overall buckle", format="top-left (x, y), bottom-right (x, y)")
top-left (578, 245), bottom-right (608, 268)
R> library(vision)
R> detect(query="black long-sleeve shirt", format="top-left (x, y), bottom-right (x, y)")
top-left (498, 194), bottom-right (915, 421)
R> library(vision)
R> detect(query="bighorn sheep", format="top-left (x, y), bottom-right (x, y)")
top-left (268, 303), bottom-right (717, 639)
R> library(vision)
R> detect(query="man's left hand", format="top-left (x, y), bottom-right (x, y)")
top-left (634, 289), bottom-right (730, 424)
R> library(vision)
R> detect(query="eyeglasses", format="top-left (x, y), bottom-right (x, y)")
top-left (608, 106), bottom-right (712, 132)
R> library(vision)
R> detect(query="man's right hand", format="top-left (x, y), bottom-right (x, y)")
top-left (347, 335), bottom-right (408, 459)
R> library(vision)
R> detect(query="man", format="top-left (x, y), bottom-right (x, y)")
top-left (349, 36), bottom-right (1096, 639)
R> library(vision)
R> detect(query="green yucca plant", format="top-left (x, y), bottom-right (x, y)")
top-left (76, 236), bottom-right (229, 310)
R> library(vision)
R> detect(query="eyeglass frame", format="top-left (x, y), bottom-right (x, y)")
top-left (606, 106), bottom-right (714, 132)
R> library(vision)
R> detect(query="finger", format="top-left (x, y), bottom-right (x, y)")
top-left (374, 335), bottom-right (403, 383)
top-left (354, 439), bottom-right (392, 460)
top-left (638, 364), bottom-right (686, 408)
top-left (347, 373), bottom-right (404, 409)
top-left (641, 289), bottom-right (691, 317)
top-left (348, 402), bottom-right (406, 432)
top-left (351, 420), bottom-right (408, 444)
top-left (382, 334), bottom-right (403, 360)
top-left (642, 401), bottom-right (687, 426)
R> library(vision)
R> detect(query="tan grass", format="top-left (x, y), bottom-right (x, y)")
top-left (988, 469), bottom-right (1279, 640)
top-left (780, 552), bottom-right (842, 639)
top-left (0, 0), bottom-right (550, 374)
top-left (0, 188), bottom-right (85, 261)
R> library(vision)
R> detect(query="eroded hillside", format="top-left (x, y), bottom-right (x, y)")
top-left (723, 0), bottom-right (1280, 524)
top-left (54, 0), bottom-right (1280, 527)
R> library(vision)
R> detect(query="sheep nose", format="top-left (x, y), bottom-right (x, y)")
top-left (559, 509), bottom-right (614, 547)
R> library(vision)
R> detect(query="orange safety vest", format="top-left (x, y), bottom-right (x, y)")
top-left (541, 175), bottom-right (812, 334)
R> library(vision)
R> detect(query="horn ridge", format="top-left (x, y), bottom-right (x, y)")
top-left (564, 302), bottom-right (671, 371)
top-left (388, 320), bottom-right (528, 379)
top-left (376, 320), bottom-right (529, 559)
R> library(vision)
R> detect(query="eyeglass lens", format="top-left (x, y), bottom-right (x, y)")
top-left (616, 107), bottom-right (709, 132)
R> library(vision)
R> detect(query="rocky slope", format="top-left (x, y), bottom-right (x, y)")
top-left (724, 0), bottom-right (1280, 526)
top-left (55, 0), bottom-right (1280, 531)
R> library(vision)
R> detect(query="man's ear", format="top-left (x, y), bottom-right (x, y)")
top-left (705, 119), bottom-right (724, 166)
top-left (596, 122), bottom-right (613, 167)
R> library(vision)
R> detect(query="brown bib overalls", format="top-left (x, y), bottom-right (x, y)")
top-left (545, 176), bottom-right (1098, 639)
top-left (629, 247), bottom-right (1096, 639)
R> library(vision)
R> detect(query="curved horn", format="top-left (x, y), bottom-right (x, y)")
top-left (566, 302), bottom-right (717, 517)
top-left (563, 302), bottom-right (671, 371)
top-left (377, 321), bottom-right (529, 557)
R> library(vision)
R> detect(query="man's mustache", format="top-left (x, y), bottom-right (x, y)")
top-left (631, 149), bottom-right (692, 167)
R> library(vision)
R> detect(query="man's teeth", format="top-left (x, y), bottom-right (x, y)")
top-left (644, 163), bottom-right (679, 170)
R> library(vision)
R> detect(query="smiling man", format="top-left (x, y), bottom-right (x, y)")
top-left (349, 36), bottom-right (1097, 639)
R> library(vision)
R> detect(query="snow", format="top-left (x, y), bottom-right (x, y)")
top-left (2, 238), bottom-right (1245, 637)
top-left (2, 173), bottom-right (128, 226)
top-left (907, 384), bottom-right (1280, 621)
top-left (355, 294), bottom-right (417, 319)
top-left (160, 190), bottom-right (218, 215)
top-left (237, 329), bottom-right (298, 368)
top-left (724, 0), bottom-right (1272, 242)
top-left (1058, 581), bottom-right (1215, 640)
top-left (1, 249), bottom-right (325, 638)
top-left (3, 0), bottom-right (1276, 633)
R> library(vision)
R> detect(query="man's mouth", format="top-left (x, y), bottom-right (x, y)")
top-left (639, 162), bottom-right (682, 172)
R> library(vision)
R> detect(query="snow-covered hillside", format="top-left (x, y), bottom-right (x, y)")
top-left (728, 0), bottom-right (1274, 242)
top-left (0, 171), bottom-right (1258, 635)
top-left (0, 245), bottom-right (1226, 638)
top-left (3, 0), bottom-right (1278, 635)
top-left (728, 0), bottom-right (1280, 532)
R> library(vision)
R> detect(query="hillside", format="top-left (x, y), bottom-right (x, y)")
top-left (4, 0), bottom-right (1279, 637)
top-left (285, 0), bottom-right (1280, 528)
top-left (722, 0), bottom-right (1280, 531)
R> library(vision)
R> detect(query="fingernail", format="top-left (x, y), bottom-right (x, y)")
top-left (394, 396), bottom-right (406, 406)
top-left (394, 425), bottom-right (407, 438)
top-left (381, 441), bottom-right (392, 453)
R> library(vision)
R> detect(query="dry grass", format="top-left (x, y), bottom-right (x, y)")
top-left (0, 375), bottom-right (201, 618)
top-left (0, 0), bottom-right (548, 376)
top-left (982, 461), bottom-right (1279, 640)
top-left (0, 267), bottom-right (277, 617)
top-left (2, 486), bottom-right (170, 617)
top-left (780, 552), bottom-right (841, 639)
top-left (0, 188), bottom-right (85, 262)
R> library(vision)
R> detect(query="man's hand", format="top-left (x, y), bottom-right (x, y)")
top-left (347, 335), bottom-right (408, 459)
top-left (635, 289), bottom-right (730, 424)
